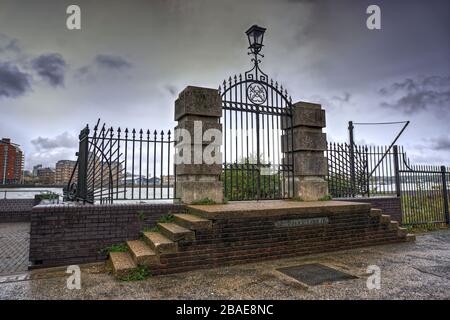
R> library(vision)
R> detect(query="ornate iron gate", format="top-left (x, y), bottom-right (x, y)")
top-left (219, 27), bottom-right (294, 200)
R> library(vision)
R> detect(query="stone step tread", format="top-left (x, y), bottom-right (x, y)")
top-left (158, 222), bottom-right (195, 241)
top-left (174, 213), bottom-right (212, 230)
top-left (174, 213), bottom-right (210, 223)
top-left (389, 220), bottom-right (399, 230)
top-left (127, 240), bottom-right (156, 258)
top-left (406, 233), bottom-right (416, 241)
top-left (109, 252), bottom-right (136, 276)
top-left (380, 214), bottom-right (391, 224)
top-left (158, 222), bottom-right (192, 234)
top-left (398, 227), bottom-right (408, 237)
top-left (142, 231), bottom-right (178, 254)
top-left (369, 208), bottom-right (383, 217)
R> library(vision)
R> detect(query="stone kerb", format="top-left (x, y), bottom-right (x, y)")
top-left (174, 86), bottom-right (224, 204)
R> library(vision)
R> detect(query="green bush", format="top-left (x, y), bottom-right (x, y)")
top-left (142, 225), bottom-right (159, 233)
top-left (35, 193), bottom-right (59, 201)
top-left (137, 211), bottom-right (146, 221)
top-left (158, 213), bottom-right (175, 223)
top-left (221, 160), bottom-right (282, 200)
top-left (119, 266), bottom-right (151, 281)
top-left (100, 243), bottom-right (128, 254)
top-left (318, 194), bottom-right (333, 201)
top-left (191, 198), bottom-right (217, 205)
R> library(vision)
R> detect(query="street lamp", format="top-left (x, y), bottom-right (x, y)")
top-left (245, 24), bottom-right (266, 56)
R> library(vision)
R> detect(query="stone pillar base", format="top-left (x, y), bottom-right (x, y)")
top-left (174, 86), bottom-right (223, 204)
top-left (294, 177), bottom-right (329, 201)
top-left (284, 101), bottom-right (328, 201)
top-left (176, 179), bottom-right (223, 204)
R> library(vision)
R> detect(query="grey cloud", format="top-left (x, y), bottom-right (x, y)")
top-left (0, 62), bottom-right (31, 98)
top-left (74, 54), bottom-right (132, 81)
top-left (0, 33), bottom-right (20, 53)
top-left (95, 54), bottom-right (132, 70)
top-left (331, 92), bottom-right (351, 104)
top-left (31, 132), bottom-right (77, 151)
top-left (380, 76), bottom-right (450, 114)
top-left (307, 92), bottom-right (352, 110)
top-left (31, 53), bottom-right (67, 87)
top-left (430, 136), bottom-right (450, 151)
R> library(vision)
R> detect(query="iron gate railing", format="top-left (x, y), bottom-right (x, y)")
top-left (398, 150), bottom-right (449, 226)
top-left (326, 143), bottom-right (400, 198)
top-left (219, 57), bottom-right (294, 200)
top-left (220, 74), bottom-right (294, 201)
top-left (64, 120), bottom-right (176, 204)
top-left (327, 142), bottom-right (450, 226)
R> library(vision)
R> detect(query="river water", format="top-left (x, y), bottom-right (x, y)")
top-left (0, 187), bottom-right (175, 203)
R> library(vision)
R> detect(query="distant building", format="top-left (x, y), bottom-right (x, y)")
top-left (36, 167), bottom-right (55, 185)
top-left (161, 175), bottom-right (175, 186)
top-left (0, 138), bottom-right (24, 185)
top-left (122, 175), bottom-right (160, 186)
top-left (32, 164), bottom-right (42, 177)
top-left (23, 170), bottom-right (36, 184)
top-left (55, 160), bottom-right (77, 185)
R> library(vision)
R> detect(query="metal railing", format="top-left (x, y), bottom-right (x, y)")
top-left (326, 143), bottom-right (401, 198)
top-left (397, 152), bottom-right (449, 226)
top-left (327, 142), bottom-right (450, 226)
top-left (64, 120), bottom-right (176, 204)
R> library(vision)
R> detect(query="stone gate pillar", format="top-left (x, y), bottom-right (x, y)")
top-left (174, 86), bottom-right (224, 204)
top-left (283, 102), bottom-right (328, 201)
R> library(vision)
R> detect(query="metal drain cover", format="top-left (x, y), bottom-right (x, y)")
top-left (277, 263), bottom-right (357, 286)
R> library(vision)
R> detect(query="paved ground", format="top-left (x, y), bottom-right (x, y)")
top-left (0, 223), bottom-right (30, 275)
top-left (0, 229), bottom-right (449, 300)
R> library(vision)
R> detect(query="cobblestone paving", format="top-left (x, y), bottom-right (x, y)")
top-left (0, 223), bottom-right (30, 275)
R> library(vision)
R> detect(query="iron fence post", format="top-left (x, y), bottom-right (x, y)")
top-left (393, 145), bottom-right (401, 197)
top-left (348, 121), bottom-right (356, 197)
top-left (441, 165), bottom-right (449, 225)
top-left (75, 125), bottom-right (89, 203)
top-left (365, 146), bottom-right (370, 197)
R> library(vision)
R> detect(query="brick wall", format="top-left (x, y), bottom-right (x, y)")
top-left (147, 203), bottom-right (406, 276)
top-left (336, 197), bottom-right (402, 224)
top-left (0, 199), bottom-right (39, 223)
top-left (29, 203), bottom-right (185, 268)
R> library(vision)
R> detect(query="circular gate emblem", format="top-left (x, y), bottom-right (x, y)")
top-left (247, 82), bottom-right (267, 105)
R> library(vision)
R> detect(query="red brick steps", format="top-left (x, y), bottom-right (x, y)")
top-left (108, 213), bottom-right (205, 278)
top-left (109, 252), bottom-right (136, 278)
top-left (107, 202), bottom-right (415, 280)
top-left (127, 240), bottom-right (158, 266)
top-left (142, 231), bottom-right (177, 254)
top-left (173, 213), bottom-right (212, 230)
top-left (406, 233), bottom-right (416, 241)
top-left (158, 222), bottom-right (195, 241)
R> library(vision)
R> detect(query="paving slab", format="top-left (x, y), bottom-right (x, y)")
top-left (0, 229), bottom-right (449, 300)
top-left (0, 223), bottom-right (30, 275)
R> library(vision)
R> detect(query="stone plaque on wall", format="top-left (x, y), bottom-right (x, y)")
top-left (275, 217), bottom-right (329, 228)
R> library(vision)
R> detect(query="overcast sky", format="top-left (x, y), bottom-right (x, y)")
top-left (0, 0), bottom-right (449, 170)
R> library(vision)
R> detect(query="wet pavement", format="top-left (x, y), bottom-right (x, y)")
top-left (0, 223), bottom-right (30, 275)
top-left (0, 229), bottom-right (449, 300)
